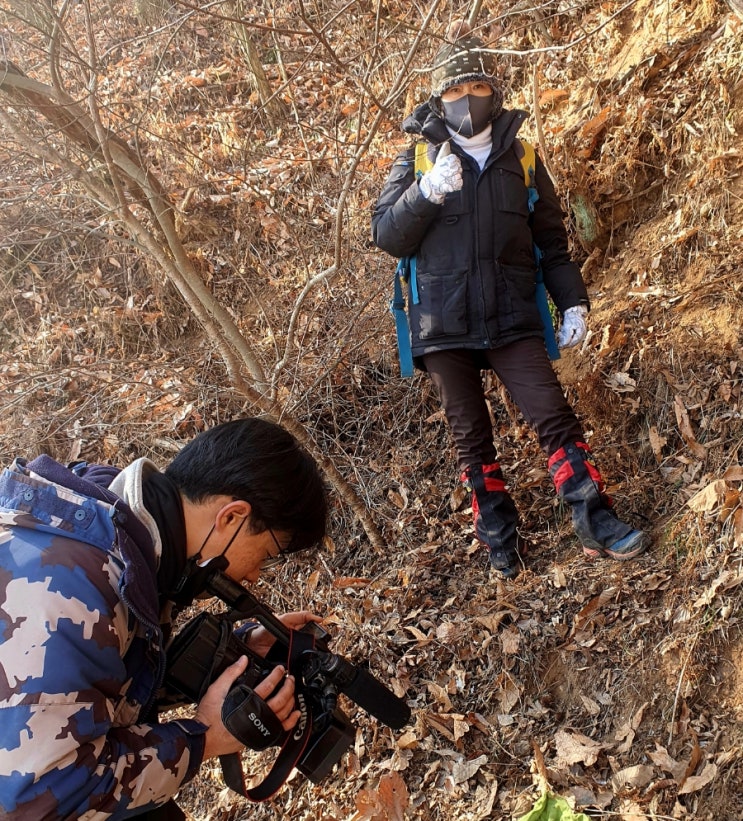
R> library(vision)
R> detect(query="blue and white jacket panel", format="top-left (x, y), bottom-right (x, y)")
top-left (0, 458), bottom-right (205, 820)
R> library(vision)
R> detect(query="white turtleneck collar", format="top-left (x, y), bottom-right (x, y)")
top-left (447, 123), bottom-right (493, 170)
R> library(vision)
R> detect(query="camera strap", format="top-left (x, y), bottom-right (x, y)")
top-left (219, 628), bottom-right (316, 802)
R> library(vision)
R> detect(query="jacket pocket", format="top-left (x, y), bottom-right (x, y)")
top-left (493, 264), bottom-right (542, 333)
top-left (497, 168), bottom-right (530, 216)
top-left (414, 269), bottom-right (468, 339)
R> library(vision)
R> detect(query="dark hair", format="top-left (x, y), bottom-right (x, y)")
top-left (165, 417), bottom-right (328, 553)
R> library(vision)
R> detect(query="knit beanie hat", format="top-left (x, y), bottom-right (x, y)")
top-left (430, 21), bottom-right (499, 99)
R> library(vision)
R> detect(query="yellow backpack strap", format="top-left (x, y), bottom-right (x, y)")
top-left (518, 138), bottom-right (536, 188)
top-left (414, 141), bottom-right (434, 178)
top-left (517, 138), bottom-right (539, 212)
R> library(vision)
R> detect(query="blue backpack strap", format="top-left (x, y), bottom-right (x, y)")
top-left (533, 247), bottom-right (560, 361)
top-left (518, 138), bottom-right (539, 212)
top-left (389, 142), bottom-right (433, 378)
top-left (518, 139), bottom-right (560, 361)
top-left (391, 258), bottom-right (414, 377)
top-left (408, 256), bottom-right (419, 305)
top-left (408, 144), bottom-right (427, 309)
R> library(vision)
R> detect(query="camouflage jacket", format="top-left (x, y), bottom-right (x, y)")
top-left (0, 456), bottom-right (206, 820)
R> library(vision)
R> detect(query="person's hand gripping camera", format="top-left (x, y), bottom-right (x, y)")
top-left (419, 141), bottom-right (463, 204)
top-left (165, 570), bottom-right (411, 792)
top-left (194, 610), bottom-right (319, 759)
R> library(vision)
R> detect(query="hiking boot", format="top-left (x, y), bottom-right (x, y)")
top-left (548, 442), bottom-right (648, 561)
top-left (462, 463), bottom-right (523, 579)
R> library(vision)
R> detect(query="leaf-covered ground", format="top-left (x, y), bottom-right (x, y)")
top-left (2, 0), bottom-right (743, 819)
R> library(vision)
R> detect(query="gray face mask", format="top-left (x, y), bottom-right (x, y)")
top-left (441, 94), bottom-right (494, 138)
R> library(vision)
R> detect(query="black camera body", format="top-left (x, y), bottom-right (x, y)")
top-left (164, 570), bottom-right (410, 787)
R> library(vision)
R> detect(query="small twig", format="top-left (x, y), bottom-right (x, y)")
top-left (482, 0), bottom-right (643, 57)
top-left (668, 632), bottom-right (699, 745)
top-left (466, 0), bottom-right (486, 29)
top-left (531, 60), bottom-right (558, 186)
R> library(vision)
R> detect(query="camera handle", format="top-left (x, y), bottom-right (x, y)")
top-left (207, 569), bottom-right (411, 729)
top-left (206, 571), bottom-right (300, 646)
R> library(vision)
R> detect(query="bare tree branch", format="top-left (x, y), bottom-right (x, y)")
top-left (0, 58), bottom-right (385, 548)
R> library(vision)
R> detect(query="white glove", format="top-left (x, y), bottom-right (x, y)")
top-left (557, 305), bottom-right (588, 349)
top-left (419, 143), bottom-right (463, 204)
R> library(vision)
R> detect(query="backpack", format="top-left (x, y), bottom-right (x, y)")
top-left (391, 139), bottom-right (560, 377)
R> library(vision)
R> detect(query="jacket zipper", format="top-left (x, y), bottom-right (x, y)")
top-left (473, 164), bottom-right (492, 349)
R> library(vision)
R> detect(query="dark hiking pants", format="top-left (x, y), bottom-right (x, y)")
top-left (423, 337), bottom-right (584, 471)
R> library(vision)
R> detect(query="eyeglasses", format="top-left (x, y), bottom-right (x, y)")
top-left (260, 527), bottom-right (286, 571)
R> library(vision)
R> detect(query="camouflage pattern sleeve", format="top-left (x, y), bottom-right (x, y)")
top-left (0, 492), bottom-right (206, 819)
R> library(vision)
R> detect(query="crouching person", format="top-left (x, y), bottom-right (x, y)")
top-left (0, 417), bottom-right (327, 819)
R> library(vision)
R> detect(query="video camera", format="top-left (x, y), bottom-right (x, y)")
top-left (164, 568), bottom-right (411, 795)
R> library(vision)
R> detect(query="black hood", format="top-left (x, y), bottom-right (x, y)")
top-left (402, 101), bottom-right (449, 142)
top-left (402, 102), bottom-right (528, 162)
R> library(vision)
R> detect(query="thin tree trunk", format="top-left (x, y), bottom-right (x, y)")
top-left (228, 1), bottom-right (286, 127)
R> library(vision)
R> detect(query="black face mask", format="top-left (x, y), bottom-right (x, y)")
top-left (441, 94), bottom-right (494, 138)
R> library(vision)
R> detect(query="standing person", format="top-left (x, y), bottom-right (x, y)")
top-left (0, 417), bottom-right (328, 819)
top-left (372, 22), bottom-right (647, 579)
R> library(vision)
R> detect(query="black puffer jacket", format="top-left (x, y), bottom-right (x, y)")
top-left (372, 103), bottom-right (589, 364)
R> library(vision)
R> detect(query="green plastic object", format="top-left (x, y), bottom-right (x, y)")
top-left (515, 791), bottom-right (591, 821)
